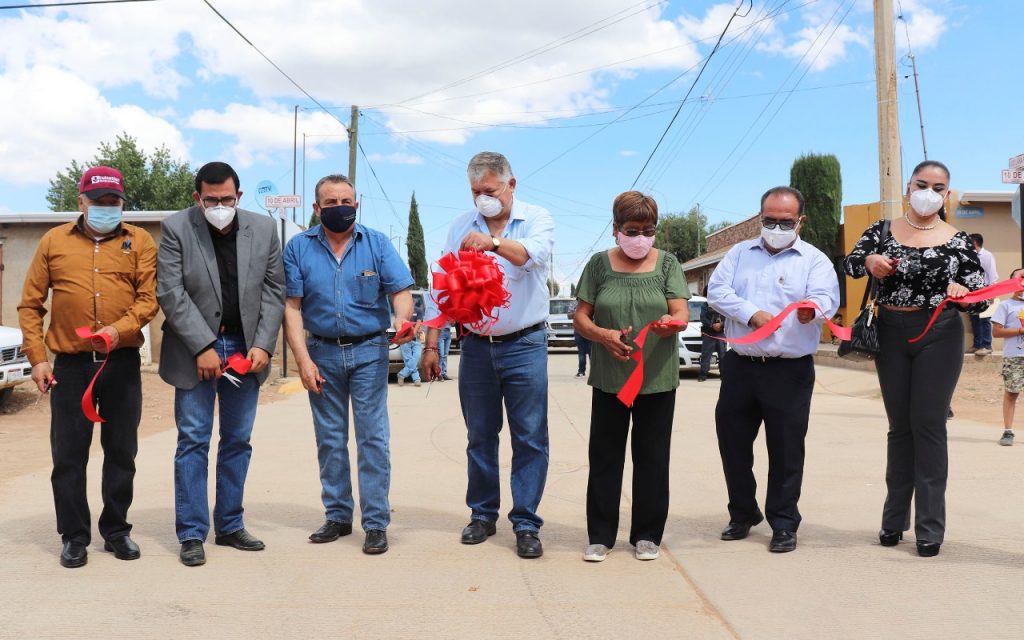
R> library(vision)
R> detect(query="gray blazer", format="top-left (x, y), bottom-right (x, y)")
top-left (157, 206), bottom-right (286, 389)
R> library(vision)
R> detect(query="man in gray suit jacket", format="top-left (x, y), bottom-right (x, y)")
top-left (157, 161), bottom-right (285, 567)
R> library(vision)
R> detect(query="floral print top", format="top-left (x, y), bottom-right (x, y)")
top-left (844, 219), bottom-right (988, 313)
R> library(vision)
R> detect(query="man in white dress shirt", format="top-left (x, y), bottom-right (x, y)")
top-left (707, 186), bottom-right (840, 553)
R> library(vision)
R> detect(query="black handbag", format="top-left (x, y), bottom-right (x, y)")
top-left (838, 220), bottom-right (890, 361)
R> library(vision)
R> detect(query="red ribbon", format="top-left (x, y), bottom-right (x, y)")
top-left (74, 326), bottom-right (110, 423)
top-left (907, 277), bottom-right (1024, 343)
top-left (224, 352), bottom-right (252, 375)
top-left (711, 301), bottom-right (850, 345)
top-left (424, 251), bottom-right (511, 333)
top-left (616, 320), bottom-right (685, 408)
top-left (391, 321), bottom-right (419, 343)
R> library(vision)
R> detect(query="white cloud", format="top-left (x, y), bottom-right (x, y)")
top-left (895, 0), bottom-right (948, 51)
top-left (186, 104), bottom-right (346, 168)
top-left (620, 150), bottom-right (638, 157)
top-left (756, 1), bottom-right (869, 71)
top-left (366, 153), bottom-right (423, 165)
top-left (0, 66), bottom-right (188, 185)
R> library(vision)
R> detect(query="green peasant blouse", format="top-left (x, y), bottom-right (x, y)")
top-left (576, 250), bottom-right (690, 396)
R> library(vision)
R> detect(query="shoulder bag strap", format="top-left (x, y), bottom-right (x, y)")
top-left (860, 219), bottom-right (892, 309)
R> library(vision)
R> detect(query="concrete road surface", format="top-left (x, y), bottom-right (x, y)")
top-left (1, 353), bottom-right (1021, 639)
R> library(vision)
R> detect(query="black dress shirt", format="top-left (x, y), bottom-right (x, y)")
top-left (208, 223), bottom-right (242, 331)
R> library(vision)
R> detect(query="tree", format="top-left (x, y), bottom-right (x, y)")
top-left (547, 276), bottom-right (560, 297)
top-left (654, 206), bottom-right (707, 264)
top-left (570, 282), bottom-right (577, 297)
top-left (405, 192), bottom-right (429, 289)
top-left (790, 153), bottom-right (842, 256)
top-left (47, 133), bottom-right (194, 211)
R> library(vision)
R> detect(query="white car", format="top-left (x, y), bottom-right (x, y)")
top-left (678, 296), bottom-right (727, 372)
top-left (546, 297), bottom-right (576, 348)
top-left (0, 326), bottom-right (32, 405)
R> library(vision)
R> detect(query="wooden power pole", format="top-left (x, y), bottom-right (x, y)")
top-left (874, 0), bottom-right (902, 220)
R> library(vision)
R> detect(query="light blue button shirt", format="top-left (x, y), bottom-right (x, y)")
top-left (427, 197), bottom-right (554, 335)
top-left (707, 237), bottom-right (840, 358)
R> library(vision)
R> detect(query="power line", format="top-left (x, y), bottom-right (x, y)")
top-left (0, 0), bottom-right (154, 8)
top-left (357, 141), bottom-right (407, 232)
top-left (629, 0), bottom-right (752, 189)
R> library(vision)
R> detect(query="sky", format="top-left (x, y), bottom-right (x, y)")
top-left (0, 0), bottom-right (1021, 290)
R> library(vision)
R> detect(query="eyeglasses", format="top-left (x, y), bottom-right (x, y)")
top-left (761, 217), bottom-right (798, 231)
top-left (620, 227), bottom-right (657, 237)
top-left (201, 196), bottom-right (238, 208)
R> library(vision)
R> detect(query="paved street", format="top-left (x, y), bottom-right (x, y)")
top-left (1, 352), bottom-right (1022, 639)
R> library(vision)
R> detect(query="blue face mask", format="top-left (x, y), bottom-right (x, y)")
top-left (319, 205), bottom-right (357, 233)
top-left (86, 205), bottom-right (122, 234)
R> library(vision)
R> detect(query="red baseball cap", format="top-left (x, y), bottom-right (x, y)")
top-left (79, 166), bottom-right (126, 200)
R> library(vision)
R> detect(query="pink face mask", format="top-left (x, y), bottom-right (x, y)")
top-left (616, 232), bottom-right (655, 260)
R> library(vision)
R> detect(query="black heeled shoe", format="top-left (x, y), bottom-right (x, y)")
top-left (916, 541), bottom-right (941, 557)
top-left (878, 529), bottom-right (902, 547)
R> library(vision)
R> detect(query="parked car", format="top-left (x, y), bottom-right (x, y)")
top-left (386, 290), bottom-right (428, 374)
top-left (0, 326), bottom-right (32, 406)
top-left (678, 295), bottom-right (727, 372)
top-left (546, 297), bottom-right (576, 348)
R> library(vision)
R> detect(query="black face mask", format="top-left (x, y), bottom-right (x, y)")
top-left (319, 205), bottom-right (357, 233)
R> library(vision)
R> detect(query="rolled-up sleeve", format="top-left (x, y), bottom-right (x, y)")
top-left (283, 236), bottom-right (304, 299)
top-left (377, 235), bottom-right (415, 294)
top-left (515, 206), bottom-right (554, 274)
top-left (804, 251), bottom-right (841, 323)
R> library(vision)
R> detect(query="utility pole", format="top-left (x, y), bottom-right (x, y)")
top-left (907, 53), bottom-right (928, 160)
top-left (348, 105), bottom-right (359, 186)
top-left (874, 0), bottom-right (902, 220)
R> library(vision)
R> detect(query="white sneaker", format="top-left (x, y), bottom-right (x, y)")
top-left (1000, 430), bottom-right (1015, 446)
top-left (975, 348), bottom-right (992, 356)
top-left (635, 540), bottom-right (660, 560)
top-left (396, 376), bottom-right (405, 387)
top-left (582, 543), bottom-right (609, 562)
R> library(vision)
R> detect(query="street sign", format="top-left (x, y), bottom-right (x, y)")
top-left (1010, 154), bottom-right (1024, 170)
top-left (256, 180), bottom-right (278, 212)
top-left (265, 195), bottom-right (302, 208)
top-left (1002, 169), bottom-right (1024, 184)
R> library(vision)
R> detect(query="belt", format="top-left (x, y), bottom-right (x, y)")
top-left (733, 353), bottom-right (808, 363)
top-left (311, 331), bottom-right (384, 346)
top-left (55, 348), bottom-right (140, 364)
top-left (465, 321), bottom-right (546, 344)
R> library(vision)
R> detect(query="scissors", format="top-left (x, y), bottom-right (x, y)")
top-left (34, 376), bottom-right (56, 407)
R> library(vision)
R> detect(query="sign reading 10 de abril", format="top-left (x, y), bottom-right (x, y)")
top-left (1004, 154), bottom-right (1024, 184)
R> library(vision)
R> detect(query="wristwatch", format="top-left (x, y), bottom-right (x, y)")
top-left (491, 236), bottom-right (501, 251)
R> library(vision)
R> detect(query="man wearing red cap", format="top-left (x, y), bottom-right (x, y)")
top-left (18, 166), bottom-right (158, 568)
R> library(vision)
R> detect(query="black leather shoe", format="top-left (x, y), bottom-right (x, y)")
top-left (309, 520), bottom-right (353, 543)
top-left (769, 530), bottom-right (797, 553)
top-left (461, 519), bottom-right (497, 545)
top-left (103, 535), bottom-right (140, 560)
top-left (878, 529), bottom-right (903, 547)
top-left (179, 540), bottom-right (206, 567)
top-left (916, 541), bottom-right (941, 557)
top-left (214, 528), bottom-right (265, 551)
top-left (720, 513), bottom-right (764, 541)
top-left (363, 529), bottom-right (388, 555)
top-left (60, 541), bottom-right (88, 568)
top-left (515, 530), bottom-right (543, 559)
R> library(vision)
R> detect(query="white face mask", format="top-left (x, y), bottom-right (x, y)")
top-left (474, 183), bottom-right (509, 218)
top-left (204, 205), bottom-right (236, 230)
top-left (761, 226), bottom-right (797, 251)
top-left (909, 188), bottom-right (944, 216)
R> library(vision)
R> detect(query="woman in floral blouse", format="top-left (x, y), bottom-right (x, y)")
top-left (844, 160), bottom-right (987, 558)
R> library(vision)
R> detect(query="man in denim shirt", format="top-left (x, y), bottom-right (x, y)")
top-left (421, 152), bottom-right (555, 559)
top-left (283, 174), bottom-right (415, 555)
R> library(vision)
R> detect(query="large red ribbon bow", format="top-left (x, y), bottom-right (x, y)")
top-left (907, 277), bottom-right (1024, 343)
top-left (74, 326), bottom-right (111, 423)
top-left (423, 251), bottom-right (511, 333)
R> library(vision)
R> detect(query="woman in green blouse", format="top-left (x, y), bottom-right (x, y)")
top-left (572, 191), bottom-right (690, 562)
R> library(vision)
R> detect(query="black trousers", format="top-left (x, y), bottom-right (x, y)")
top-left (715, 351), bottom-right (815, 532)
top-left (699, 334), bottom-right (727, 378)
top-left (50, 349), bottom-right (142, 545)
top-left (586, 388), bottom-right (675, 547)
top-left (875, 306), bottom-right (963, 544)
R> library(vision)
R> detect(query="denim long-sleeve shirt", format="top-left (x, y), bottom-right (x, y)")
top-left (708, 237), bottom-right (840, 358)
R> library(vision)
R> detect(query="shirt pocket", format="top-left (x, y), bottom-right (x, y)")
top-left (349, 273), bottom-right (381, 306)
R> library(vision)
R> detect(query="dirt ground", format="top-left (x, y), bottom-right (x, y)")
top-left (0, 356), bottom-right (1009, 485)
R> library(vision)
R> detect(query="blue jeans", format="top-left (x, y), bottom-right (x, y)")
top-left (574, 333), bottom-right (591, 375)
top-left (307, 335), bottom-right (392, 531)
top-left (174, 333), bottom-right (260, 543)
top-left (459, 327), bottom-right (549, 532)
top-left (438, 328), bottom-right (452, 377)
top-left (398, 340), bottom-right (422, 382)
top-left (970, 314), bottom-right (992, 349)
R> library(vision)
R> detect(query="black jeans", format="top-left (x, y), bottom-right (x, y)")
top-left (715, 351), bottom-right (815, 532)
top-left (50, 349), bottom-right (142, 545)
top-left (875, 306), bottom-right (963, 544)
top-left (699, 334), bottom-right (726, 379)
top-left (586, 388), bottom-right (675, 547)
top-left (574, 333), bottom-right (591, 375)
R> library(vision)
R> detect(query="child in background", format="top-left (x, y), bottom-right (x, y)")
top-left (991, 268), bottom-right (1024, 446)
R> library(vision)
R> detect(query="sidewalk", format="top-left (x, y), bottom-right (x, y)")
top-left (0, 356), bottom-right (1021, 639)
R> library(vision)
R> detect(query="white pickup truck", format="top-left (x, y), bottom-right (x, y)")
top-left (0, 326), bottom-right (32, 406)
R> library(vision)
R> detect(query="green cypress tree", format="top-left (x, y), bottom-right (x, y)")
top-left (790, 153), bottom-right (842, 256)
top-left (406, 192), bottom-right (429, 288)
